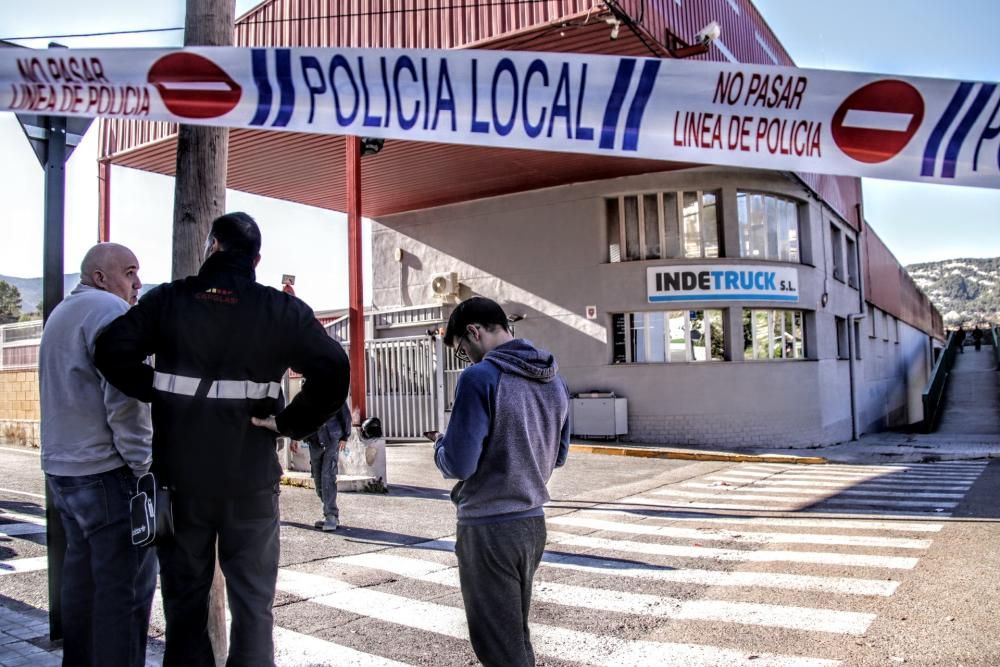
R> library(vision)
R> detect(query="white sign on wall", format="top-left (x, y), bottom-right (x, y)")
top-left (647, 264), bottom-right (799, 303)
top-left (2, 47), bottom-right (998, 188)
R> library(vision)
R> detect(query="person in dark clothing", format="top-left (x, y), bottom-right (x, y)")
top-left (434, 297), bottom-right (570, 667)
top-left (304, 402), bottom-right (352, 531)
top-left (95, 212), bottom-right (350, 667)
top-left (972, 326), bottom-right (983, 351)
top-left (955, 326), bottom-right (966, 353)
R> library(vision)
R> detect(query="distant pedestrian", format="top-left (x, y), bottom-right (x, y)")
top-left (972, 326), bottom-right (983, 352)
top-left (40, 243), bottom-right (156, 667)
top-left (434, 296), bottom-right (570, 667)
top-left (303, 401), bottom-right (352, 531)
top-left (955, 325), bottom-right (966, 353)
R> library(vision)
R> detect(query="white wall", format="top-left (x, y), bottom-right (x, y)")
top-left (371, 166), bottom-right (930, 447)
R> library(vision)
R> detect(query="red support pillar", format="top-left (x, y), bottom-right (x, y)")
top-left (97, 159), bottom-right (111, 242)
top-left (346, 136), bottom-right (367, 420)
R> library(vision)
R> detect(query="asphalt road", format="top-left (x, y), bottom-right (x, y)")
top-left (1, 443), bottom-right (998, 666)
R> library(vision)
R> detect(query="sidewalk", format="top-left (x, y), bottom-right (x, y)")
top-left (564, 430), bottom-right (1000, 466)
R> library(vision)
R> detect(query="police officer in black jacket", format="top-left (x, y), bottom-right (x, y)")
top-left (95, 212), bottom-right (350, 667)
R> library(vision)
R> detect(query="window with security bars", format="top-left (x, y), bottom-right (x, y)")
top-left (606, 191), bottom-right (720, 263)
top-left (612, 310), bottom-right (725, 363)
top-left (742, 309), bottom-right (806, 360)
top-left (736, 192), bottom-right (800, 262)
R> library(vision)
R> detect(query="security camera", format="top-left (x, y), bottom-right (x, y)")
top-left (605, 17), bottom-right (622, 40)
top-left (694, 21), bottom-right (721, 46)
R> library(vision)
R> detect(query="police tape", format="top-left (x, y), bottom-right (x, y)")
top-left (2, 46), bottom-right (998, 189)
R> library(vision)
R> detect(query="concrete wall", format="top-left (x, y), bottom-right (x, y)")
top-left (858, 308), bottom-right (932, 433)
top-left (371, 166), bottom-right (929, 447)
top-left (0, 369), bottom-right (40, 447)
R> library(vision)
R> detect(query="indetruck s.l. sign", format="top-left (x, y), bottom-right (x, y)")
top-left (647, 265), bottom-right (799, 303)
top-left (2, 47), bottom-right (999, 189)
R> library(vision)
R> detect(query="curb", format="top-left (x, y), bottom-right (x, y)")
top-left (568, 443), bottom-right (828, 465)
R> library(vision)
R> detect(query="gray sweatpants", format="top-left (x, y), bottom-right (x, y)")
top-left (454, 516), bottom-right (547, 667)
top-left (308, 443), bottom-right (339, 521)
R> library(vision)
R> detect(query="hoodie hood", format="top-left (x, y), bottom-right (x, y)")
top-left (484, 339), bottom-right (558, 383)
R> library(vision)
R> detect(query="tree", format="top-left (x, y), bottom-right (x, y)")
top-left (0, 281), bottom-right (22, 324)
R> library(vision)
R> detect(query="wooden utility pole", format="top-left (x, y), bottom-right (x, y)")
top-left (173, 1), bottom-right (235, 665)
top-left (173, 0), bottom-right (234, 281)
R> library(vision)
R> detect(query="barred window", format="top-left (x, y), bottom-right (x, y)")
top-left (607, 191), bottom-right (720, 262)
top-left (742, 309), bottom-right (806, 360)
top-left (737, 192), bottom-right (800, 262)
top-left (612, 310), bottom-right (725, 363)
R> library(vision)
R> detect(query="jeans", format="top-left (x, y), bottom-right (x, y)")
top-left (308, 443), bottom-right (339, 521)
top-left (46, 466), bottom-right (157, 667)
top-left (454, 516), bottom-right (547, 667)
top-left (157, 486), bottom-right (280, 667)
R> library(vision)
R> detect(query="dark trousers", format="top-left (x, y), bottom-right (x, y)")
top-left (454, 516), bottom-right (547, 667)
top-left (308, 443), bottom-right (339, 521)
top-left (157, 486), bottom-right (280, 667)
top-left (46, 466), bottom-right (157, 667)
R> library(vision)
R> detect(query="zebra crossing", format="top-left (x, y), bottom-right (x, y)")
top-left (264, 459), bottom-right (987, 666)
top-left (0, 459), bottom-right (989, 666)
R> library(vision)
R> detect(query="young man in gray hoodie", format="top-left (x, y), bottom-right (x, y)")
top-left (39, 243), bottom-right (156, 667)
top-left (434, 297), bottom-right (570, 667)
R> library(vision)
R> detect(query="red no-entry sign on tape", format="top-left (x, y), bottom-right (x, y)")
top-left (1, 46), bottom-right (998, 189)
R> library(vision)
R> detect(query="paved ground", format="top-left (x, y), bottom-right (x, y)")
top-left (937, 347), bottom-right (1000, 435)
top-left (1, 442), bottom-right (999, 666)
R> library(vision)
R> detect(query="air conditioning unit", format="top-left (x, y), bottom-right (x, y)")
top-left (431, 272), bottom-right (460, 300)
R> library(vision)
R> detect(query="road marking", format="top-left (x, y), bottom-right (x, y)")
top-left (810, 508), bottom-right (952, 518)
top-left (701, 476), bottom-right (974, 491)
top-left (333, 552), bottom-right (876, 635)
top-left (743, 463), bottom-right (986, 472)
top-left (683, 482), bottom-right (965, 498)
top-left (0, 556), bottom-right (48, 575)
top-left (648, 488), bottom-right (959, 509)
top-left (546, 532), bottom-right (919, 569)
top-left (581, 508), bottom-right (944, 532)
top-left (724, 469), bottom-right (983, 482)
top-left (541, 549), bottom-right (900, 596)
top-left (821, 497), bottom-right (958, 508)
top-left (0, 510), bottom-right (46, 525)
top-left (626, 495), bottom-right (954, 516)
top-left (0, 488), bottom-right (45, 500)
top-left (278, 569), bottom-right (841, 667)
top-left (409, 536), bottom-right (902, 596)
top-left (0, 447), bottom-right (40, 456)
top-left (273, 626), bottom-right (414, 667)
top-left (151, 588), bottom-right (414, 667)
top-left (0, 522), bottom-right (47, 538)
top-left (736, 463), bottom-right (985, 475)
top-left (547, 515), bottom-right (933, 549)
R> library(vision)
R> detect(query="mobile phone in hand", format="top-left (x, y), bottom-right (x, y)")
top-left (423, 430), bottom-right (440, 442)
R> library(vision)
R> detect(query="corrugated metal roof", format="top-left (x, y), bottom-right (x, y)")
top-left (101, 1), bottom-right (859, 224)
top-left (107, 11), bottom-right (694, 217)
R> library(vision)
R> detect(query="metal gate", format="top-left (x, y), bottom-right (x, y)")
top-left (361, 335), bottom-right (445, 440)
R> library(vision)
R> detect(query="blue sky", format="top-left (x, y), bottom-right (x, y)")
top-left (0, 0), bottom-right (998, 310)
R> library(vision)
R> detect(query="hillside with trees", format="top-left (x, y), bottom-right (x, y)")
top-left (906, 257), bottom-right (1000, 326)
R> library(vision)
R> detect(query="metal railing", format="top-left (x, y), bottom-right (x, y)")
top-left (324, 315), bottom-right (349, 343)
top-left (373, 304), bottom-right (444, 331)
top-left (0, 320), bottom-right (43, 371)
top-left (921, 331), bottom-right (960, 433)
top-left (343, 334), bottom-right (447, 440)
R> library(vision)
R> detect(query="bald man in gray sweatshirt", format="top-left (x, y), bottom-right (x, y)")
top-left (40, 243), bottom-right (156, 667)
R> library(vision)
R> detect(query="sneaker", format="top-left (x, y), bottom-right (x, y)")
top-left (314, 518), bottom-right (338, 532)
